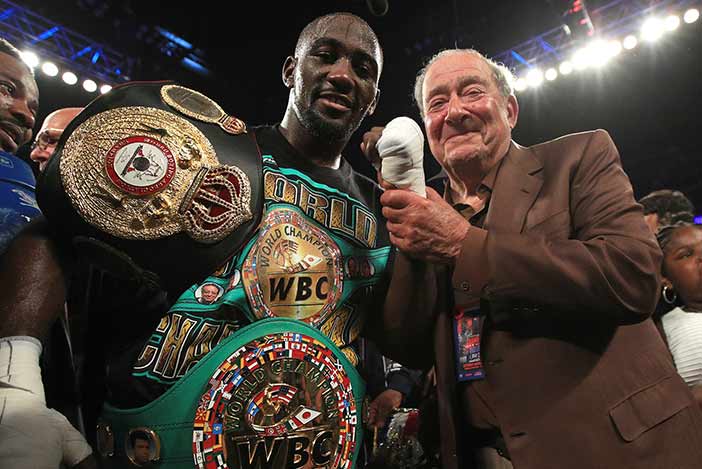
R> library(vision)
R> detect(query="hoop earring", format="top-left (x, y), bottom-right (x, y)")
top-left (662, 285), bottom-right (677, 305)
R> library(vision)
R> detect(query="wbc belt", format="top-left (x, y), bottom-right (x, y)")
top-left (37, 82), bottom-right (263, 296)
top-left (99, 318), bottom-right (365, 469)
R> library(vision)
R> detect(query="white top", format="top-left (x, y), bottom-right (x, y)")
top-left (662, 306), bottom-right (702, 386)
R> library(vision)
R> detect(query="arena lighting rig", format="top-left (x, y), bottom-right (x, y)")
top-left (0, 0), bottom-right (208, 95)
top-left (0, 0), bottom-right (126, 94)
top-left (4, 0), bottom-right (701, 95)
top-left (497, 0), bottom-right (701, 93)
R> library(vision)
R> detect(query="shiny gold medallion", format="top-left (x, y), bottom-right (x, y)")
top-left (242, 207), bottom-right (344, 326)
top-left (192, 330), bottom-right (358, 469)
top-left (60, 106), bottom-right (252, 242)
top-left (160, 84), bottom-right (247, 135)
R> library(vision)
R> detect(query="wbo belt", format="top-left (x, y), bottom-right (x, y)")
top-left (99, 318), bottom-right (366, 469)
top-left (37, 82), bottom-right (263, 296)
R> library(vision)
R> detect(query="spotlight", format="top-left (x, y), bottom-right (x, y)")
top-left (545, 68), bottom-right (558, 81)
top-left (684, 8), bottom-right (699, 24)
top-left (41, 62), bottom-right (59, 77)
top-left (641, 17), bottom-right (664, 42)
top-left (559, 61), bottom-right (574, 75)
top-left (100, 84), bottom-right (112, 94)
top-left (62, 71), bottom-right (78, 85)
top-left (607, 40), bottom-right (622, 57)
top-left (513, 78), bottom-right (527, 92)
top-left (623, 35), bottom-right (638, 50)
top-left (526, 68), bottom-right (544, 88)
top-left (587, 40), bottom-right (611, 67)
top-left (665, 15), bottom-right (680, 31)
top-left (20, 51), bottom-right (39, 68)
top-left (572, 48), bottom-right (590, 70)
top-left (83, 79), bottom-right (97, 92)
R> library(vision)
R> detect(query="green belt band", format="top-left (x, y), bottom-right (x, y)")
top-left (101, 318), bottom-right (366, 468)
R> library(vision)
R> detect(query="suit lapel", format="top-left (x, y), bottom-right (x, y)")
top-left (485, 142), bottom-right (543, 233)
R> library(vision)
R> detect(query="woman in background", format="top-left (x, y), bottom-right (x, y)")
top-left (657, 222), bottom-right (702, 404)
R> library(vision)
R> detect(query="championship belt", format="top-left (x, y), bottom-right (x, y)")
top-left (37, 82), bottom-right (263, 294)
top-left (98, 318), bottom-right (365, 468)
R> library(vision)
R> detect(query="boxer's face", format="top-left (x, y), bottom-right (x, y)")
top-left (0, 52), bottom-right (38, 154)
top-left (287, 17), bottom-right (381, 141)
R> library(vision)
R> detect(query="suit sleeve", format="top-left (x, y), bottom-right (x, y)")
top-left (452, 130), bottom-right (661, 323)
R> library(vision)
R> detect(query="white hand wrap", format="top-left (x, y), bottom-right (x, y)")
top-left (376, 116), bottom-right (426, 197)
top-left (0, 336), bottom-right (92, 468)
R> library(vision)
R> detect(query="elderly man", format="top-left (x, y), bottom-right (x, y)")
top-left (29, 107), bottom-right (82, 171)
top-left (368, 49), bottom-right (702, 468)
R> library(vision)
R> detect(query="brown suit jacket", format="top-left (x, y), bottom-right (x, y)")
top-left (384, 130), bottom-right (702, 469)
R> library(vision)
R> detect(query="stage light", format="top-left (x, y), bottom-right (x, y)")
top-left (20, 51), bottom-right (39, 68)
top-left (665, 15), bottom-right (681, 31)
top-left (641, 17), bottom-right (664, 42)
top-left (589, 40), bottom-right (611, 66)
top-left (607, 40), bottom-right (622, 57)
top-left (559, 61), bottom-right (574, 75)
top-left (526, 68), bottom-right (544, 88)
top-left (684, 8), bottom-right (700, 24)
top-left (513, 78), bottom-right (527, 92)
top-left (62, 71), bottom-right (78, 85)
top-left (571, 43), bottom-right (598, 69)
top-left (100, 84), bottom-right (112, 94)
top-left (572, 48), bottom-right (590, 70)
top-left (545, 68), bottom-right (558, 81)
top-left (623, 35), bottom-right (638, 50)
top-left (41, 62), bottom-right (59, 77)
top-left (83, 79), bottom-right (97, 92)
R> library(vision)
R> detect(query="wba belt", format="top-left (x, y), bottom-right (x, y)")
top-left (99, 318), bottom-right (365, 468)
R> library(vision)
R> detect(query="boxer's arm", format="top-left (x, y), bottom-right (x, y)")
top-left (0, 218), bottom-right (94, 468)
top-left (0, 217), bottom-right (71, 340)
top-left (375, 251), bottom-right (438, 369)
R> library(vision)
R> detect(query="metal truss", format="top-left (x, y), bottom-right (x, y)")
top-left (484, 0), bottom-right (701, 74)
top-left (0, 0), bottom-right (131, 83)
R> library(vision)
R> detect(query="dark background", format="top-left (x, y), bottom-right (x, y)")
top-left (16, 0), bottom-right (702, 211)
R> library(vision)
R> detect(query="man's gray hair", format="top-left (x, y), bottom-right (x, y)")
top-left (413, 49), bottom-right (514, 117)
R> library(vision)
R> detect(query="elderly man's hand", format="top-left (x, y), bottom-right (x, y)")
top-left (381, 187), bottom-right (470, 264)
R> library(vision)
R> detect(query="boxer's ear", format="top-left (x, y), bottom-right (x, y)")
top-left (367, 88), bottom-right (380, 116)
top-left (282, 56), bottom-right (296, 88)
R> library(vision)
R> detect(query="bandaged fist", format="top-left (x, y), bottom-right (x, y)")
top-left (0, 337), bottom-right (94, 469)
top-left (361, 117), bottom-right (426, 196)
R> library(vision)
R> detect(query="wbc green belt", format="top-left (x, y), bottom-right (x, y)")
top-left (100, 318), bottom-right (366, 468)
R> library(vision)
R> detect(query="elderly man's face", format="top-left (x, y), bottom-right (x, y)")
top-left (0, 52), bottom-right (38, 154)
top-left (422, 53), bottom-right (517, 176)
top-left (201, 285), bottom-right (219, 303)
top-left (30, 107), bottom-right (82, 171)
